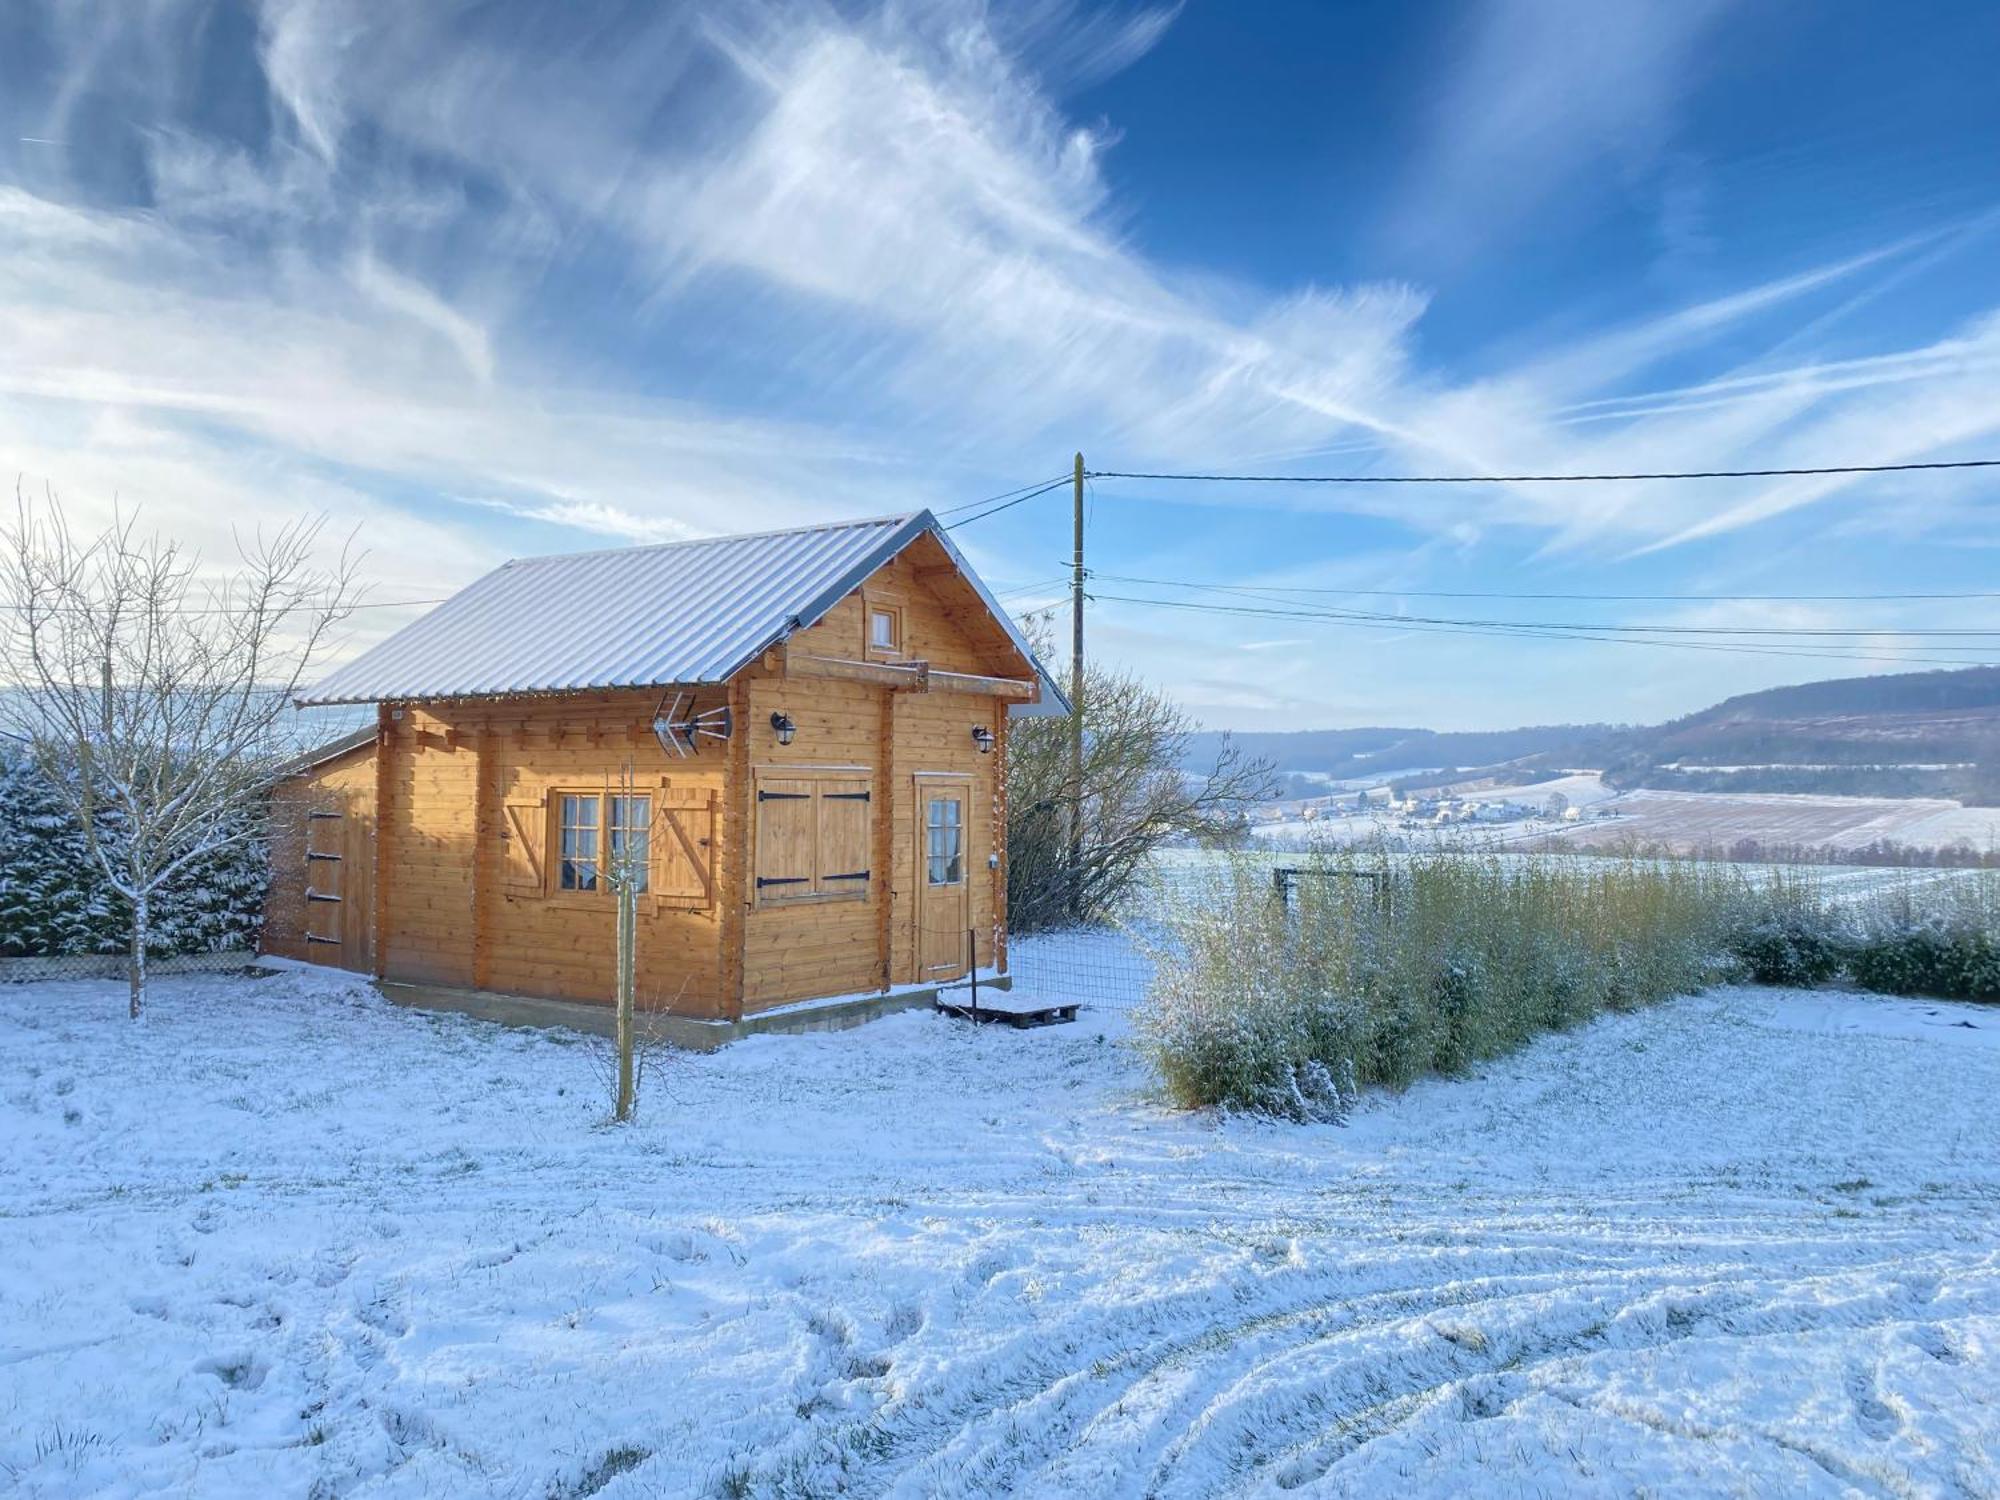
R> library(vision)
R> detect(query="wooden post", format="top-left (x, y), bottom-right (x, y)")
top-left (993, 709), bottom-right (1009, 978)
top-left (720, 677), bottom-right (750, 1021)
top-left (876, 685), bottom-right (896, 992)
top-left (611, 760), bottom-right (638, 1123)
top-left (372, 704), bottom-right (393, 980)
top-left (471, 726), bottom-right (495, 992)
top-left (614, 870), bottom-right (636, 1122)
top-left (1068, 450), bottom-right (1085, 921)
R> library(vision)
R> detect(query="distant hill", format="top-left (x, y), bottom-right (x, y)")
top-left (1190, 666), bottom-right (2000, 805)
top-left (1181, 723), bottom-right (1623, 787)
top-left (1635, 666), bottom-right (2000, 766)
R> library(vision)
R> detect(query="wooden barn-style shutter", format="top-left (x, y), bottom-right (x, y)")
top-left (751, 770), bottom-right (876, 904)
top-left (653, 785), bottom-right (718, 910)
top-left (503, 793), bottom-right (548, 895)
top-left (815, 779), bottom-right (871, 894)
top-left (754, 775), bottom-right (817, 899)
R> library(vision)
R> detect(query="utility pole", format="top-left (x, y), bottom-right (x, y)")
top-left (1069, 450), bottom-right (1085, 920)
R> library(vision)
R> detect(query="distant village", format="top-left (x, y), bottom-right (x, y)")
top-left (1251, 781), bottom-right (1625, 835)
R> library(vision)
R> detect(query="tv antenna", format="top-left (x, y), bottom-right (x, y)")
top-left (652, 691), bottom-right (733, 759)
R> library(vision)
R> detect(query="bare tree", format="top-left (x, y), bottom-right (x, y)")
top-left (586, 759), bottom-right (684, 1124)
top-left (606, 761), bottom-right (643, 1123)
top-left (1007, 615), bottom-right (1276, 931)
top-left (0, 490), bottom-right (360, 1017)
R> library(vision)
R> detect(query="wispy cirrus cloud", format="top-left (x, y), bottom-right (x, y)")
top-left (1383, 0), bottom-right (1738, 267)
top-left (0, 0), bottom-right (1996, 709)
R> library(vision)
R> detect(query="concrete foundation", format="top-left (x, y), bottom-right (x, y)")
top-left (379, 974), bottom-right (1012, 1051)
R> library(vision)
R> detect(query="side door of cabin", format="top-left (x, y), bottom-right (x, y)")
top-left (913, 773), bottom-right (973, 981)
top-left (303, 800), bottom-right (374, 973)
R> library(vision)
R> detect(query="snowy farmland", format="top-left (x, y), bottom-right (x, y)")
top-left (1532, 787), bottom-right (2000, 855)
top-left (1248, 772), bottom-right (2000, 855)
top-left (4, 952), bottom-right (1998, 1497)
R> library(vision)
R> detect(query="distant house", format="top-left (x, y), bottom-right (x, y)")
top-left (263, 512), bottom-right (1064, 1022)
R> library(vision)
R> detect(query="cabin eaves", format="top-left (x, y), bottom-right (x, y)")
top-left (298, 510), bottom-right (1067, 714)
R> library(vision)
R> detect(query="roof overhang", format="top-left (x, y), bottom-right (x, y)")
top-left (297, 508), bottom-right (1070, 716)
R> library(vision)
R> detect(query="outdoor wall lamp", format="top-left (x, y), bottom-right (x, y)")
top-left (971, 724), bottom-right (996, 755)
top-left (770, 711), bottom-right (797, 746)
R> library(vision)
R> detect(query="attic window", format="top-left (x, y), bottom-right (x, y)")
top-left (866, 600), bottom-right (903, 657)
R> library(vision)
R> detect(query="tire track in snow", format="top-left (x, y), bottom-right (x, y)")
top-left (728, 1190), bottom-right (1998, 1499)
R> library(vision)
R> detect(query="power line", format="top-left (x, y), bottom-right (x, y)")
top-left (1086, 571), bottom-right (2000, 604)
top-left (1094, 591), bottom-right (1994, 667)
top-left (942, 476), bottom-right (1073, 530)
top-left (992, 576), bottom-right (1071, 602)
top-left (1085, 457), bottom-right (2000, 485)
top-left (1088, 591), bottom-right (1996, 669)
top-left (934, 473), bottom-right (1072, 519)
top-left (1086, 575), bottom-right (2000, 637)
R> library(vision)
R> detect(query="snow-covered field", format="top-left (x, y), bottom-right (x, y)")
top-left (1249, 771), bottom-right (2000, 854)
top-left (4, 952), bottom-right (1997, 1498)
top-left (1535, 787), bottom-right (2000, 855)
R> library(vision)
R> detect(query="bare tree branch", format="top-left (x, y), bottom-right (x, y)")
top-left (0, 485), bottom-right (364, 1016)
top-left (1007, 612), bottom-right (1276, 931)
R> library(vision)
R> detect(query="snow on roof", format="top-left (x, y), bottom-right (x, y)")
top-left (298, 510), bottom-right (1067, 714)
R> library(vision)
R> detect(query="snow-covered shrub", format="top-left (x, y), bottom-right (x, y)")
top-left (0, 748), bottom-right (114, 956)
top-left (1721, 869), bottom-right (1848, 987)
top-left (1142, 856), bottom-right (2000, 1116)
top-left (1139, 847), bottom-right (1738, 1113)
top-left (1728, 911), bottom-right (1848, 987)
top-left (0, 746), bottom-right (267, 959)
top-left (1136, 858), bottom-right (1361, 1121)
top-left (1849, 917), bottom-right (1998, 1000)
top-left (1840, 873), bottom-right (1999, 1001)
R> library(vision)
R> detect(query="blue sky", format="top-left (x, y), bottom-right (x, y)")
top-left (2, 1), bottom-right (1996, 731)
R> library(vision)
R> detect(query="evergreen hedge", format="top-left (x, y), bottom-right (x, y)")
top-left (0, 747), bottom-right (267, 960)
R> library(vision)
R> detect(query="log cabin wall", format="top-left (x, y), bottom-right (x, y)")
top-left (888, 691), bottom-right (1002, 984)
top-left (736, 537), bottom-right (1016, 1012)
top-left (378, 706), bottom-right (480, 987)
top-left (263, 740), bottom-right (378, 971)
top-left (373, 690), bottom-right (732, 1017)
top-left (268, 531), bottom-right (1035, 1020)
top-left (738, 675), bottom-right (885, 1007)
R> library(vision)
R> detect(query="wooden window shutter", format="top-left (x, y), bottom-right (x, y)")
top-left (815, 778), bottom-right (872, 895)
top-left (754, 775), bottom-right (817, 900)
top-left (654, 787), bottom-right (717, 909)
top-left (503, 793), bottom-right (548, 895)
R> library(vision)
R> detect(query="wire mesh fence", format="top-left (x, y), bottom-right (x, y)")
top-left (0, 950), bottom-right (262, 985)
top-left (1006, 922), bottom-right (1154, 1011)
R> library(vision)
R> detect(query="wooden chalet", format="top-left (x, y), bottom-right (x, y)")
top-left (263, 511), bottom-right (1065, 1021)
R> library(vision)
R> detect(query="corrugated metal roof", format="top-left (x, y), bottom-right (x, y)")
top-left (299, 510), bottom-right (1068, 715)
top-left (276, 724), bottom-right (377, 779)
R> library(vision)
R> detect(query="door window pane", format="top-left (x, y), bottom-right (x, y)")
top-left (559, 794), bottom-right (599, 891)
top-left (926, 795), bottom-right (964, 885)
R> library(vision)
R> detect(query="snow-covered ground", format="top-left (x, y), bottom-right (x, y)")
top-left (1249, 771), bottom-right (2000, 855)
top-left (4, 952), bottom-right (1997, 1498)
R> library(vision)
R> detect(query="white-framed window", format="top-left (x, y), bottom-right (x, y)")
top-left (608, 794), bottom-right (651, 894)
top-left (556, 791), bottom-right (651, 894)
top-left (558, 793), bottom-right (599, 891)
top-left (925, 792), bottom-right (964, 885)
